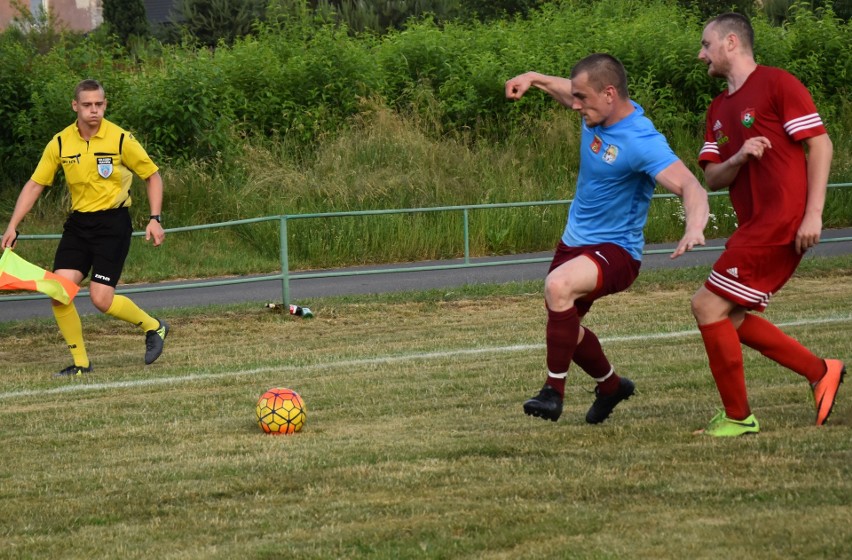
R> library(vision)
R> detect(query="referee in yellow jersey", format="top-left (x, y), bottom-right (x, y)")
top-left (1, 79), bottom-right (169, 377)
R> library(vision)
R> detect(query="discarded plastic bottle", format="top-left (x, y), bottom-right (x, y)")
top-left (289, 304), bottom-right (314, 319)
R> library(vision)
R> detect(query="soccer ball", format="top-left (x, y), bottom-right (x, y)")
top-left (256, 387), bottom-right (306, 435)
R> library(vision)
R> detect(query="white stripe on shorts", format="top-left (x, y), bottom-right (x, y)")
top-left (708, 270), bottom-right (771, 307)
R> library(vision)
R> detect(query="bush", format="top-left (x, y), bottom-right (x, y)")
top-left (216, 21), bottom-right (384, 143)
top-left (113, 48), bottom-right (236, 162)
top-left (167, 0), bottom-right (267, 46)
top-left (1, 0), bottom-right (850, 193)
top-left (102, 0), bottom-right (150, 43)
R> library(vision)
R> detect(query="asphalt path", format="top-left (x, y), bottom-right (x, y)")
top-left (2, 228), bottom-right (851, 322)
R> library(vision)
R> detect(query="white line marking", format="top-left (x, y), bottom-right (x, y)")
top-left (1, 316), bottom-right (849, 401)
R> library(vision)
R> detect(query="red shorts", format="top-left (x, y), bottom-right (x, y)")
top-left (548, 241), bottom-right (641, 316)
top-left (705, 245), bottom-right (803, 312)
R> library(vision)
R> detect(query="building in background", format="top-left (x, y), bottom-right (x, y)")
top-left (0, 0), bottom-right (176, 32)
top-left (0, 0), bottom-right (101, 31)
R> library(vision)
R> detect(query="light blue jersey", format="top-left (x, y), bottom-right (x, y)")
top-left (562, 102), bottom-right (677, 261)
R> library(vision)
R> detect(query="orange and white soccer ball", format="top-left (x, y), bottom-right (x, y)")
top-left (256, 387), bottom-right (306, 435)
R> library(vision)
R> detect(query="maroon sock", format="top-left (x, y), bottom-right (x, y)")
top-left (595, 371), bottom-right (621, 396)
top-left (546, 371), bottom-right (568, 397)
top-left (545, 306), bottom-right (580, 396)
top-left (573, 327), bottom-right (620, 395)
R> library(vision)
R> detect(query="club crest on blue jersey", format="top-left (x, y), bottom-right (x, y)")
top-left (603, 144), bottom-right (619, 164)
top-left (97, 157), bottom-right (113, 178)
top-left (590, 135), bottom-right (603, 154)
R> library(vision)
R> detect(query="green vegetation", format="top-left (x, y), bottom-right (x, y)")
top-left (1, 0), bottom-right (850, 276)
top-left (1, 270), bottom-right (850, 558)
top-left (166, 0), bottom-right (268, 46)
top-left (102, 0), bottom-right (150, 44)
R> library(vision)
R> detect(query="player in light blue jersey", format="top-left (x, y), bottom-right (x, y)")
top-left (565, 101), bottom-right (681, 261)
top-left (506, 53), bottom-right (709, 425)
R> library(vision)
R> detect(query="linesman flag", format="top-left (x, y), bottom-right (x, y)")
top-left (0, 249), bottom-right (79, 304)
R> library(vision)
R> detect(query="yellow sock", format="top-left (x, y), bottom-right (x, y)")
top-left (52, 302), bottom-right (89, 367)
top-left (106, 294), bottom-right (159, 331)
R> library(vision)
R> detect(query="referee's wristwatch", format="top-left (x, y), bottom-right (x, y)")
top-left (149, 214), bottom-right (162, 224)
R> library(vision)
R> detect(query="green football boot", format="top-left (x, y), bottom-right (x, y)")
top-left (699, 409), bottom-right (760, 437)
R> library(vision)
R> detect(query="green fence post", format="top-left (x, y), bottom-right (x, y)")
top-left (280, 215), bottom-right (290, 307)
top-left (463, 208), bottom-right (470, 265)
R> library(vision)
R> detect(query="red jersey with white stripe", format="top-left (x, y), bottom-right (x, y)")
top-left (698, 65), bottom-right (826, 248)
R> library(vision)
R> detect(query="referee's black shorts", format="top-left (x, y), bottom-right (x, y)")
top-left (53, 207), bottom-right (133, 288)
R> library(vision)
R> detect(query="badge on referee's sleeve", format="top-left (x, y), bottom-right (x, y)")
top-left (97, 157), bottom-right (113, 178)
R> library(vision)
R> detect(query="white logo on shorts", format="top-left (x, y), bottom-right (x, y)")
top-left (726, 267), bottom-right (739, 278)
top-left (595, 251), bottom-right (610, 265)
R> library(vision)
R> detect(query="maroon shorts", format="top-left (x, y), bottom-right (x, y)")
top-left (548, 241), bottom-right (641, 316)
top-left (705, 244), bottom-right (803, 312)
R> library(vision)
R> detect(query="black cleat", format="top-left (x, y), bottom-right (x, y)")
top-left (586, 377), bottom-right (635, 424)
top-left (145, 319), bottom-right (170, 365)
top-left (523, 384), bottom-right (563, 422)
top-left (54, 363), bottom-right (93, 378)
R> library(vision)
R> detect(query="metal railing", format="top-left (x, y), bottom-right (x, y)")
top-left (3, 183), bottom-right (851, 306)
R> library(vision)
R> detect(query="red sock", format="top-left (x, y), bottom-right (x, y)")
top-left (545, 306), bottom-right (579, 396)
top-left (573, 327), bottom-right (620, 395)
top-left (737, 314), bottom-right (825, 384)
top-left (699, 319), bottom-right (750, 420)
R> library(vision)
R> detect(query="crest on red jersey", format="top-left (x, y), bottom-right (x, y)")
top-left (741, 108), bottom-right (756, 128)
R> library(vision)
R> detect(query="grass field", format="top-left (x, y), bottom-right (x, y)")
top-left (1, 269), bottom-right (850, 559)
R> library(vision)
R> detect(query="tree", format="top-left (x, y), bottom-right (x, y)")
top-left (676, 0), bottom-right (757, 20)
top-left (759, 0), bottom-right (852, 23)
top-left (171, 0), bottom-right (267, 47)
top-left (102, 0), bottom-right (150, 44)
top-left (460, 0), bottom-right (540, 22)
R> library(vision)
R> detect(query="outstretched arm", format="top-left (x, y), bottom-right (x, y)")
top-left (1, 180), bottom-right (46, 249)
top-left (505, 71), bottom-right (574, 108)
top-left (655, 160), bottom-right (709, 259)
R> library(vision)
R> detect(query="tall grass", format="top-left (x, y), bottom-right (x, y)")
top-left (6, 104), bottom-right (852, 281)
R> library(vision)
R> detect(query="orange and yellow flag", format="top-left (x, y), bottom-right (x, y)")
top-left (0, 249), bottom-right (79, 304)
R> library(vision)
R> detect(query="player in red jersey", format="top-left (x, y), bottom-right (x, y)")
top-left (691, 13), bottom-right (844, 436)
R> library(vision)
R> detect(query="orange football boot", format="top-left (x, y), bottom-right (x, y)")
top-left (813, 359), bottom-right (846, 426)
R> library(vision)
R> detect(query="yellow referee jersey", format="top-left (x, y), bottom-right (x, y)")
top-left (31, 118), bottom-right (159, 213)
